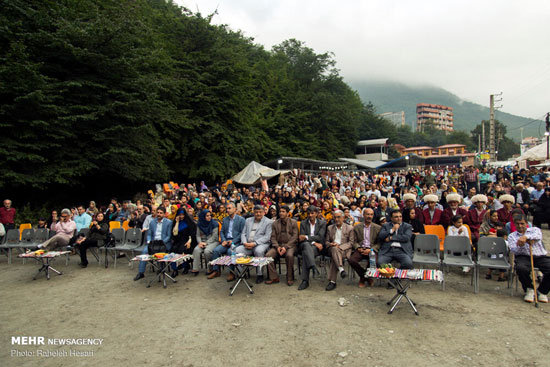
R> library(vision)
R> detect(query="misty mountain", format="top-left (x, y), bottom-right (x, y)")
top-left (349, 80), bottom-right (541, 140)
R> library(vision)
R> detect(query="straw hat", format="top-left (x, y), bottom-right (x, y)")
top-left (499, 194), bottom-right (515, 204)
top-left (403, 193), bottom-right (416, 202)
top-left (446, 193), bottom-right (462, 203)
top-left (423, 194), bottom-right (439, 203)
top-left (471, 194), bottom-right (488, 204)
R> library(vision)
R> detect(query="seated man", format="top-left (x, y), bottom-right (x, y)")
top-left (208, 202), bottom-right (245, 280)
top-left (37, 208), bottom-right (76, 250)
top-left (133, 207), bottom-right (172, 281)
top-left (297, 206), bottom-right (327, 290)
top-left (349, 208), bottom-right (381, 288)
top-left (377, 210), bottom-right (413, 269)
top-left (74, 205), bottom-right (92, 232)
top-left (237, 205), bottom-right (273, 284)
top-left (265, 206), bottom-right (299, 286)
top-left (325, 210), bottom-right (354, 291)
top-left (508, 214), bottom-right (549, 303)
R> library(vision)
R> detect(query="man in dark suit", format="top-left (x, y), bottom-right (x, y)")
top-left (349, 208), bottom-right (381, 288)
top-left (325, 210), bottom-right (354, 291)
top-left (297, 206), bottom-right (326, 290)
top-left (377, 210), bottom-right (413, 269)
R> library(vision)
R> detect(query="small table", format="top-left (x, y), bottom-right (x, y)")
top-left (18, 251), bottom-right (71, 280)
top-left (131, 254), bottom-right (193, 288)
top-left (209, 256), bottom-right (273, 296)
top-left (365, 268), bottom-right (444, 316)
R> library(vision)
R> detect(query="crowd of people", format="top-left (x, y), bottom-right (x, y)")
top-left (1, 164), bottom-right (550, 303)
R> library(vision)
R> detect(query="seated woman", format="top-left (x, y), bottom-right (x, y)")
top-left (74, 212), bottom-right (109, 268)
top-left (191, 210), bottom-right (220, 276)
top-left (171, 208), bottom-right (197, 277)
top-left (405, 207), bottom-right (425, 247)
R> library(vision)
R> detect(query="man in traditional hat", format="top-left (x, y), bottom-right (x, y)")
top-left (464, 194), bottom-right (488, 243)
top-left (421, 194), bottom-right (443, 225)
top-left (497, 194), bottom-right (515, 224)
top-left (401, 193), bottom-right (422, 223)
top-left (441, 193), bottom-right (468, 229)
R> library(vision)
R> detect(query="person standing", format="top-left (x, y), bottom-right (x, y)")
top-left (0, 199), bottom-right (16, 231)
top-left (349, 208), bottom-right (381, 288)
top-left (325, 210), bottom-right (354, 291)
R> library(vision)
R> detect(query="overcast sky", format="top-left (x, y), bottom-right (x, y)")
top-left (179, 0), bottom-right (550, 120)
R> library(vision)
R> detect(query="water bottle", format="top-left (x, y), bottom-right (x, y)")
top-left (369, 249), bottom-right (376, 269)
top-left (230, 245), bottom-right (236, 265)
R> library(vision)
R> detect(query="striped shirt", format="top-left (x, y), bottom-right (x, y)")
top-left (508, 227), bottom-right (547, 256)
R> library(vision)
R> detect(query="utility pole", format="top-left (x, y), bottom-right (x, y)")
top-left (482, 121), bottom-right (485, 152)
top-left (489, 93), bottom-right (503, 161)
top-left (546, 112), bottom-right (549, 160)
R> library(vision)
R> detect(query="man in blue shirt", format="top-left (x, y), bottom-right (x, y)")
top-left (208, 202), bottom-right (245, 280)
top-left (74, 205), bottom-right (92, 231)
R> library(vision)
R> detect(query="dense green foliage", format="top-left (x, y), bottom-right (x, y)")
top-left (1, 0), bottom-right (370, 197)
top-left (350, 79), bottom-right (540, 138)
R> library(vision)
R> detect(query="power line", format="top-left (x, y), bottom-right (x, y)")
top-left (507, 114), bottom-right (546, 131)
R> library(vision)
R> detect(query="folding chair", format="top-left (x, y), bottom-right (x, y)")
top-left (476, 237), bottom-right (512, 294)
top-left (106, 228), bottom-right (129, 267)
top-left (19, 223), bottom-right (32, 240)
top-left (413, 234), bottom-right (441, 268)
top-left (2, 229), bottom-right (21, 264)
top-left (113, 228), bottom-right (142, 267)
top-left (441, 236), bottom-right (476, 292)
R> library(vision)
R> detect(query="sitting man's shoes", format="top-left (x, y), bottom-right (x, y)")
top-left (340, 270), bottom-right (347, 279)
top-left (539, 293), bottom-right (549, 303)
top-left (78, 262), bottom-right (87, 268)
top-left (497, 277), bottom-right (507, 282)
top-left (325, 282), bottom-right (336, 291)
top-left (287, 280), bottom-right (294, 286)
top-left (181, 267), bottom-right (189, 275)
top-left (524, 288), bottom-right (535, 303)
top-left (133, 273), bottom-right (144, 281)
top-left (265, 278), bottom-right (280, 285)
top-left (367, 278), bottom-right (374, 287)
top-left (358, 279), bottom-right (366, 288)
top-left (255, 275), bottom-right (264, 284)
top-left (191, 271), bottom-right (199, 277)
top-left (485, 274), bottom-right (492, 280)
top-left (298, 281), bottom-right (309, 290)
top-left (205, 270), bottom-right (214, 276)
top-left (207, 271), bottom-right (220, 279)
top-left (171, 271), bottom-right (178, 278)
top-left (227, 273), bottom-right (235, 282)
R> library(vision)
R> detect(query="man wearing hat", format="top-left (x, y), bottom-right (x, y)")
top-left (401, 193), bottom-right (422, 223)
top-left (421, 194), bottom-right (443, 225)
top-left (441, 193), bottom-right (468, 229)
top-left (497, 194), bottom-right (515, 224)
top-left (464, 194), bottom-right (488, 242)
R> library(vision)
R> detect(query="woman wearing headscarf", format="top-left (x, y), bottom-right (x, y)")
top-left (74, 212), bottom-right (109, 268)
top-left (191, 210), bottom-right (219, 276)
top-left (171, 208), bottom-right (197, 277)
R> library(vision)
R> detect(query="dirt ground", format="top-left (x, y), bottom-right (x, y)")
top-left (2, 231), bottom-right (550, 367)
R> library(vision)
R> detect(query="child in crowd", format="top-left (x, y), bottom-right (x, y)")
top-left (447, 215), bottom-right (471, 273)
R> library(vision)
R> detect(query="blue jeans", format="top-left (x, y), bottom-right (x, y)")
top-left (211, 244), bottom-right (232, 271)
top-left (377, 247), bottom-right (413, 269)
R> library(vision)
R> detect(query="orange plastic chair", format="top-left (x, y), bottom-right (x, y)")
top-left (463, 224), bottom-right (472, 241)
top-left (424, 225), bottom-right (446, 252)
top-left (19, 223), bottom-right (32, 240)
top-left (218, 221), bottom-right (222, 242)
top-left (122, 220), bottom-right (130, 231)
top-left (163, 183), bottom-right (171, 194)
top-left (109, 221), bottom-right (121, 232)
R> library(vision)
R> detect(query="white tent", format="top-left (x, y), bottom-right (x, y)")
top-left (231, 161), bottom-right (282, 185)
top-left (517, 142), bottom-right (549, 161)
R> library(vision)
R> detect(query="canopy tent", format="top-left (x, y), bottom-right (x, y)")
top-left (231, 161), bottom-right (283, 185)
top-left (517, 142), bottom-right (549, 161)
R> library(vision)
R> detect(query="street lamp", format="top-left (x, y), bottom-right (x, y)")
top-left (277, 159), bottom-right (283, 170)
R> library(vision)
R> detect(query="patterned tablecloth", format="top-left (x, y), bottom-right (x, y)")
top-left (365, 268), bottom-right (444, 282)
top-left (19, 251), bottom-right (70, 259)
top-left (209, 256), bottom-right (273, 267)
top-left (131, 253), bottom-right (192, 265)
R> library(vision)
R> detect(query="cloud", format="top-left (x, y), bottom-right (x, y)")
top-left (179, 0), bottom-right (550, 119)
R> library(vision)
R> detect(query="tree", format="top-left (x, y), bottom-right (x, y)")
top-left (471, 120), bottom-right (519, 160)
